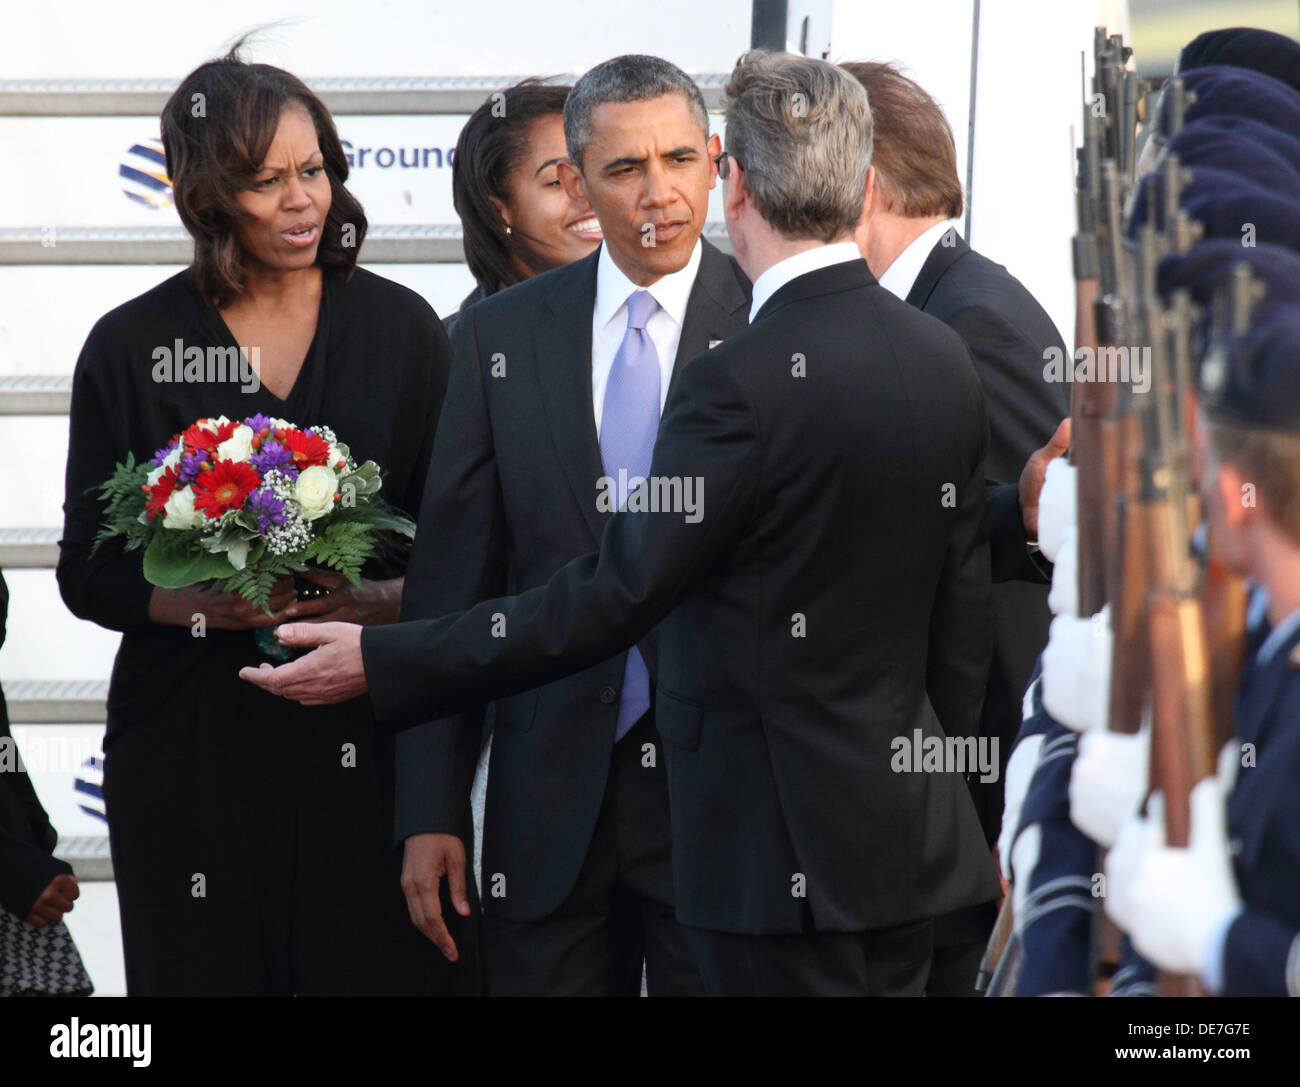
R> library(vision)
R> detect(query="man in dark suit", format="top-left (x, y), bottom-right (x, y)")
top-left (370, 56), bottom-right (748, 996)
top-left (245, 50), bottom-right (1001, 996)
top-left (843, 61), bottom-right (1070, 995)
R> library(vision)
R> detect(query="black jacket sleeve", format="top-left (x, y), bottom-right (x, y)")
top-left (362, 345), bottom-right (760, 731)
top-left (985, 481), bottom-right (1051, 585)
top-left (926, 395), bottom-right (994, 743)
top-left (391, 303), bottom-right (506, 842)
top-left (57, 324), bottom-right (156, 633)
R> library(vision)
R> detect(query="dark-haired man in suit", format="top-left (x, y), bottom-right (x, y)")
top-left (362, 55), bottom-right (747, 997)
top-left (843, 60), bottom-right (1070, 995)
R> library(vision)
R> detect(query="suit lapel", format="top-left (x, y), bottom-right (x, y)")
top-left (538, 252), bottom-right (608, 545)
top-left (667, 239), bottom-right (752, 403)
top-left (905, 234), bottom-right (969, 310)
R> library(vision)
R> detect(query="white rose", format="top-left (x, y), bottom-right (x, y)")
top-left (161, 485), bottom-right (204, 529)
top-left (198, 415), bottom-right (231, 433)
top-left (146, 445), bottom-right (183, 486)
top-left (293, 465), bottom-right (338, 520)
top-left (216, 424), bottom-right (254, 463)
top-left (327, 443), bottom-right (347, 470)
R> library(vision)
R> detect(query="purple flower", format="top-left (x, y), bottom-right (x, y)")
top-left (250, 438), bottom-right (294, 475)
top-left (177, 450), bottom-right (205, 485)
top-left (244, 413), bottom-right (274, 434)
top-left (245, 488), bottom-right (287, 534)
top-left (149, 441), bottom-right (178, 467)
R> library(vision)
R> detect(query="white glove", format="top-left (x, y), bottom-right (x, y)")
top-left (998, 732), bottom-right (1045, 881)
top-left (1102, 792), bottom-right (1164, 934)
top-left (1011, 823), bottom-right (1042, 924)
top-left (1111, 781), bottom-right (1242, 977)
top-left (1047, 525), bottom-right (1078, 617)
top-left (1070, 724), bottom-right (1149, 847)
top-left (1037, 458), bottom-right (1077, 562)
top-left (1041, 606), bottom-right (1111, 732)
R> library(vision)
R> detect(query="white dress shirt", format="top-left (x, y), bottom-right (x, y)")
top-left (748, 242), bottom-right (863, 323)
top-left (877, 220), bottom-right (960, 301)
top-left (591, 239), bottom-right (702, 437)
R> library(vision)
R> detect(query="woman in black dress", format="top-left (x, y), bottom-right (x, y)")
top-left (57, 48), bottom-right (474, 995)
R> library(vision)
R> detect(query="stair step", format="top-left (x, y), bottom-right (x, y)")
top-left (0, 374), bottom-right (71, 414)
top-left (55, 835), bottom-right (114, 881)
top-left (0, 223), bottom-right (465, 265)
top-left (0, 526), bottom-right (61, 566)
top-left (0, 222), bottom-right (730, 265)
top-left (5, 679), bottom-right (109, 724)
top-left (0, 75), bottom-right (727, 116)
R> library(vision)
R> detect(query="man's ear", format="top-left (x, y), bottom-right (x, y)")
top-left (558, 160), bottom-right (587, 203)
top-left (723, 156), bottom-right (746, 222)
top-left (862, 165), bottom-right (877, 223)
top-left (1218, 462), bottom-right (1254, 530)
top-left (706, 131), bottom-right (722, 188)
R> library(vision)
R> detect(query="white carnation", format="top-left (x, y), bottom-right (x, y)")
top-left (293, 465), bottom-right (338, 520)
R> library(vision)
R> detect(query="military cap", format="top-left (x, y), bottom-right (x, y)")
top-left (1200, 301), bottom-right (1300, 430)
top-left (1154, 65), bottom-right (1300, 141)
top-left (1178, 27), bottom-right (1300, 95)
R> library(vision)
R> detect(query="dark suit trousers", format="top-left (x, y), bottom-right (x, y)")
top-left (481, 714), bottom-right (704, 996)
top-left (682, 918), bottom-right (934, 996)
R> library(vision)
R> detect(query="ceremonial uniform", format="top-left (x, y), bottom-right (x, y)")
top-left (1214, 613), bottom-right (1300, 995)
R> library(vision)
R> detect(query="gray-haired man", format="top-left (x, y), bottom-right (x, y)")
top-left (247, 50), bottom-right (999, 996)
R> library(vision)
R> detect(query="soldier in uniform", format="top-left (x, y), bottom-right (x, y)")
top-left (1105, 303), bottom-right (1300, 997)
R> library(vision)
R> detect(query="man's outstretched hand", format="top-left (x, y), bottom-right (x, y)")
top-left (238, 622), bottom-right (368, 705)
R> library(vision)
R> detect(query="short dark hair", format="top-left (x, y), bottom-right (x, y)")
top-left (840, 61), bottom-right (963, 220)
top-left (161, 40), bottom-right (366, 308)
top-left (452, 79), bottom-right (572, 295)
top-left (563, 54), bottom-right (709, 172)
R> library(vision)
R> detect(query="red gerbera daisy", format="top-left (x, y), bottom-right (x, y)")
top-left (181, 418), bottom-right (239, 456)
top-left (192, 460), bottom-right (261, 518)
top-left (143, 464), bottom-right (181, 522)
top-left (276, 427), bottom-right (332, 470)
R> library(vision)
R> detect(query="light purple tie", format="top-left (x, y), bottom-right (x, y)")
top-left (599, 290), bottom-right (660, 741)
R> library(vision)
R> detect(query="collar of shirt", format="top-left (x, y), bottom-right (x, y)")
top-left (594, 238), bottom-right (701, 333)
top-left (748, 242), bottom-right (863, 323)
top-left (877, 220), bottom-right (959, 301)
top-left (591, 239), bottom-right (702, 437)
top-left (1256, 603), bottom-right (1300, 666)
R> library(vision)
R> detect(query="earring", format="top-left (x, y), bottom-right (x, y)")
top-left (504, 224), bottom-right (512, 235)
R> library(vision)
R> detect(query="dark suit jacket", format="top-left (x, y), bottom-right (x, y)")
top-left (906, 236), bottom-right (1069, 847)
top-left (391, 239), bottom-right (751, 922)
top-left (365, 258), bottom-right (1001, 934)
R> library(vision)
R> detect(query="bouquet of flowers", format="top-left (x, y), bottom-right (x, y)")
top-left (92, 413), bottom-right (415, 614)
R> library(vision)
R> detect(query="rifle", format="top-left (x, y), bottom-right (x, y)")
top-left (1073, 28), bottom-right (1139, 618)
